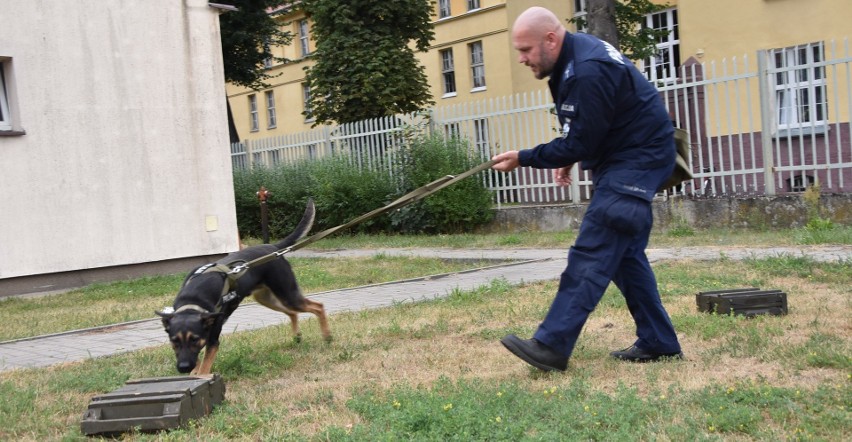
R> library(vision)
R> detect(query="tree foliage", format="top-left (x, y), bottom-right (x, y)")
top-left (219, 0), bottom-right (293, 90)
top-left (572, 0), bottom-right (671, 60)
top-left (302, 0), bottom-right (435, 125)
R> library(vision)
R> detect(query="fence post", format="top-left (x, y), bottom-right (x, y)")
top-left (756, 50), bottom-right (777, 196)
top-left (245, 139), bottom-right (254, 169)
top-left (320, 125), bottom-right (332, 157)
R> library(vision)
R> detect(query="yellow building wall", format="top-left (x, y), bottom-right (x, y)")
top-left (227, 1), bottom-right (574, 141)
top-left (679, 0), bottom-right (850, 64)
top-left (227, 0), bottom-right (851, 141)
top-left (226, 8), bottom-right (316, 140)
top-left (677, 0), bottom-right (851, 133)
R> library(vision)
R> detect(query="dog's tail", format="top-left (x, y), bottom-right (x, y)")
top-left (274, 198), bottom-right (315, 249)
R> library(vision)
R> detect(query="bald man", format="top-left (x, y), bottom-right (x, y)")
top-left (494, 7), bottom-right (683, 372)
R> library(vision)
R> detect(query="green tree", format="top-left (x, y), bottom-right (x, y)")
top-left (302, 0), bottom-right (435, 125)
top-left (573, 0), bottom-right (671, 60)
top-left (219, 1), bottom-right (293, 141)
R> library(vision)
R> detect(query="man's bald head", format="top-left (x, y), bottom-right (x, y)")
top-left (512, 7), bottom-right (566, 79)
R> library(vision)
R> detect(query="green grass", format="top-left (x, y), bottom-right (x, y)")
top-left (0, 256), bottom-right (497, 342)
top-left (273, 225), bottom-right (852, 250)
top-left (0, 253), bottom-right (849, 441)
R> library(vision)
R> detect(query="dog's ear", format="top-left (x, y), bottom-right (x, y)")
top-left (200, 312), bottom-right (224, 328)
top-left (155, 310), bottom-right (174, 329)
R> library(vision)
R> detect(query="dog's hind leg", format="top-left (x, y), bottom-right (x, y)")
top-left (301, 299), bottom-right (332, 342)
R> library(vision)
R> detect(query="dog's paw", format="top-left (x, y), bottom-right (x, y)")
top-left (324, 335), bottom-right (333, 344)
top-left (293, 334), bottom-right (303, 344)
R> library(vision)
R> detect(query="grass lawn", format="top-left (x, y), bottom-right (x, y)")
top-left (0, 228), bottom-right (849, 440)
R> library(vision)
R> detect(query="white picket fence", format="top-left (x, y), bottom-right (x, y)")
top-left (232, 39), bottom-right (852, 207)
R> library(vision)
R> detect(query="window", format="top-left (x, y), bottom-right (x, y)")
top-left (0, 61), bottom-right (12, 131)
top-left (438, 0), bottom-right (451, 19)
top-left (573, 0), bottom-right (588, 33)
top-left (265, 91), bottom-right (277, 129)
top-left (771, 42), bottom-right (827, 132)
top-left (298, 19), bottom-right (311, 57)
top-left (642, 8), bottom-right (680, 83)
top-left (262, 39), bottom-right (273, 68)
top-left (248, 94), bottom-right (259, 132)
top-left (302, 83), bottom-right (313, 121)
top-left (470, 41), bottom-right (486, 90)
top-left (468, 0), bottom-right (480, 11)
top-left (440, 49), bottom-right (456, 96)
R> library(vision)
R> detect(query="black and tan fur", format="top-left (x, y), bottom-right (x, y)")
top-left (157, 200), bottom-right (330, 374)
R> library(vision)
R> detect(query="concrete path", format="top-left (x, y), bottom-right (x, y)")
top-left (1, 246), bottom-right (848, 372)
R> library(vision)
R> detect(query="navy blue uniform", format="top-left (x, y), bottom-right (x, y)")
top-left (519, 32), bottom-right (681, 358)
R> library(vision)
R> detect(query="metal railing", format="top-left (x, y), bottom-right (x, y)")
top-left (232, 38), bottom-right (852, 207)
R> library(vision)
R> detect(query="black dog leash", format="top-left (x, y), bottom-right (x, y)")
top-left (206, 159), bottom-right (497, 311)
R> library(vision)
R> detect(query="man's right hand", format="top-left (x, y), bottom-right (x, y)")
top-left (491, 151), bottom-right (521, 172)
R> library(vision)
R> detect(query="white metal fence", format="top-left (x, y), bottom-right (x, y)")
top-left (232, 39), bottom-right (852, 207)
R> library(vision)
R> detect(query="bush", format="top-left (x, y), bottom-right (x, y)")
top-left (390, 134), bottom-right (494, 234)
top-left (232, 134), bottom-right (494, 239)
top-left (304, 156), bottom-right (397, 233)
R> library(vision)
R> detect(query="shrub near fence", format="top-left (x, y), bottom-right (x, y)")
top-left (232, 134), bottom-right (494, 238)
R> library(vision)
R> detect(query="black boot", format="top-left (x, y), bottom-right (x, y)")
top-left (500, 334), bottom-right (567, 372)
top-left (610, 345), bottom-right (683, 362)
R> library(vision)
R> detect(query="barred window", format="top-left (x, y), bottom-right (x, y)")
top-left (468, 0), bottom-right (480, 11)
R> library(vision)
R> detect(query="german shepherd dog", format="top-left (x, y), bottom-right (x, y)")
top-left (157, 199), bottom-right (331, 374)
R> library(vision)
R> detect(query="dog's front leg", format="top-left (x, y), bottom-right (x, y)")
top-left (193, 345), bottom-right (219, 375)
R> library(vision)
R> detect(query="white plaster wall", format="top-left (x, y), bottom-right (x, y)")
top-left (0, 0), bottom-right (238, 279)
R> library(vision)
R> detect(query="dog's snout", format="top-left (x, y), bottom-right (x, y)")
top-left (177, 362), bottom-right (194, 373)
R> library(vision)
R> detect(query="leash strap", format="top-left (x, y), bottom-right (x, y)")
top-left (227, 159), bottom-right (497, 276)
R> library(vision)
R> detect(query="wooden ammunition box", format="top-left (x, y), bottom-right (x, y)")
top-left (80, 374), bottom-right (225, 436)
top-left (696, 288), bottom-right (788, 317)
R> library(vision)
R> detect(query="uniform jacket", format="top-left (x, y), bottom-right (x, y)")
top-left (517, 32), bottom-right (674, 201)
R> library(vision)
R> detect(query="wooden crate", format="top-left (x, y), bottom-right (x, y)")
top-left (80, 374), bottom-right (225, 436)
top-left (696, 288), bottom-right (788, 317)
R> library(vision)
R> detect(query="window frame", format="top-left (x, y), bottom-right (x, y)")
top-left (0, 60), bottom-right (13, 132)
top-left (265, 90), bottom-right (277, 129)
top-left (467, 0), bottom-right (480, 11)
top-left (770, 41), bottom-right (828, 134)
top-left (248, 94), bottom-right (259, 132)
top-left (572, 0), bottom-right (588, 33)
top-left (642, 8), bottom-right (680, 84)
top-left (438, 0), bottom-right (451, 19)
top-left (302, 83), bottom-right (314, 121)
top-left (469, 41), bottom-right (486, 91)
top-left (298, 19), bottom-right (311, 57)
top-left (440, 48), bottom-right (457, 97)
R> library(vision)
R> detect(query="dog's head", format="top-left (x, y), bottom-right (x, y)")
top-left (156, 308), bottom-right (222, 373)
